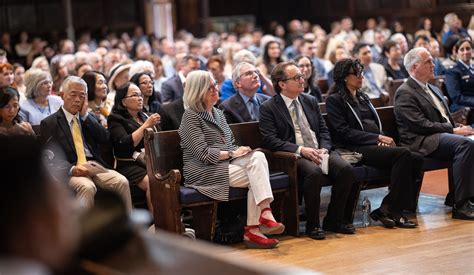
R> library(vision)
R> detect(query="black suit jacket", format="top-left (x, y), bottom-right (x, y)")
top-left (259, 93), bottom-right (332, 153)
top-left (218, 92), bottom-right (270, 124)
top-left (159, 98), bottom-right (185, 131)
top-left (161, 75), bottom-right (184, 103)
top-left (394, 77), bottom-right (455, 156)
top-left (40, 108), bottom-right (110, 170)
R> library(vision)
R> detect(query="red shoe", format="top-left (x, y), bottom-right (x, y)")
top-left (244, 225), bottom-right (279, 249)
top-left (259, 207), bottom-right (285, 235)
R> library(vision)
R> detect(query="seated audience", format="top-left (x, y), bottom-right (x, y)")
top-left (383, 40), bottom-right (409, 80)
top-left (108, 82), bottom-right (160, 212)
top-left (179, 70), bottom-right (284, 249)
top-left (82, 71), bottom-right (110, 127)
top-left (161, 54), bottom-right (200, 103)
top-left (130, 72), bottom-right (161, 113)
top-left (394, 48), bottom-right (474, 220)
top-left (0, 62), bottom-right (14, 88)
top-left (294, 55), bottom-right (323, 102)
top-left (259, 61), bottom-right (356, 240)
top-left (20, 68), bottom-right (63, 125)
top-left (12, 63), bottom-right (25, 97)
top-left (445, 38), bottom-right (474, 124)
top-left (352, 43), bottom-right (388, 98)
top-left (326, 58), bottom-right (423, 228)
top-left (40, 76), bottom-right (132, 210)
top-left (0, 135), bottom-right (80, 274)
top-left (0, 86), bottom-right (33, 135)
top-left (219, 62), bottom-right (270, 124)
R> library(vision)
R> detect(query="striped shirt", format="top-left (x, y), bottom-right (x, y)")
top-left (178, 107), bottom-right (239, 201)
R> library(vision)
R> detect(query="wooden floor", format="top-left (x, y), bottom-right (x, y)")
top-left (224, 186), bottom-right (474, 274)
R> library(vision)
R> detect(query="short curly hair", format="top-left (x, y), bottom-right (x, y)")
top-left (331, 58), bottom-right (364, 87)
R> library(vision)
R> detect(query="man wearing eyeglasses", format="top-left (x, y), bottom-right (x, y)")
top-left (219, 62), bottom-right (270, 124)
top-left (259, 62), bottom-right (356, 240)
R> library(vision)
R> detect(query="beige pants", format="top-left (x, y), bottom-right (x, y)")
top-left (229, 151), bottom-right (274, 226)
top-left (69, 169), bottom-right (132, 212)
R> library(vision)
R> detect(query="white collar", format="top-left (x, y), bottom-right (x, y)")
top-left (62, 106), bottom-right (79, 125)
top-left (280, 93), bottom-right (300, 109)
top-left (178, 71), bottom-right (186, 84)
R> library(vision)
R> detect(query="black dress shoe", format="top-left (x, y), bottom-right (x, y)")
top-left (306, 227), bottom-right (326, 240)
top-left (323, 222), bottom-right (356, 234)
top-left (452, 201), bottom-right (474, 220)
top-left (370, 209), bottom-right (395, 229)
top-left (391, 216), bottom-right (417, 228)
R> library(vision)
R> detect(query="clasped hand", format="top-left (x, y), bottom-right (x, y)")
top-left (300, 147), bottom-right (328, 165)
top-left (378, 135), bottom-right (396, 147)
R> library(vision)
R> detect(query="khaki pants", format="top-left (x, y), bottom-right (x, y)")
top-left (229, 151), bottom-right (274, 226)
top-left (69, 169), bottom-right (132, 212)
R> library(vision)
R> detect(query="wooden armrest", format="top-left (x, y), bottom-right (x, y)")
top-left (271, 151), bottom-right (300, 160)
top-left (452, 107), bottom-right (471, 125)
top-left (152, 169), bottom-right (182, 188)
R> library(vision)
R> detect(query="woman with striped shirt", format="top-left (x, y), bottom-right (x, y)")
top-left (179, 70), bottom-right (284, 249)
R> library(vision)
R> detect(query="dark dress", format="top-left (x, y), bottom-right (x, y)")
top-left (384, 61), bottom-right (409, 80)
top-left (108, 111), bottom-right (160, 184)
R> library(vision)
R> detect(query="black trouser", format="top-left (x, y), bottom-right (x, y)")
top-left (429, 133), bottom-right (474, 205)
top-left (297, 152), bottom-right (355, 230)
top-left (354, 145), bottom-right (424, 215)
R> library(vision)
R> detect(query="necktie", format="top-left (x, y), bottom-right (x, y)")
top-left (291, 100), bottom-right (316, 148)
top-left (423, 85), bottom-right (450, 123)
top-left (249, 97), bottom-right (259, 120)
top-left (72, 117), bottom-right (87, 165)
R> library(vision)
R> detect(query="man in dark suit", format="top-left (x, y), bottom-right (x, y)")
top-left (259, 61), bottom-right (356, 240)
top-left (161, 54), bottom-right (200, 103)
top-left (159, 97), bottom-right (184, 131)
top-left (219, 62), bottom-right (270, 124)
top-left (394, 47), bottom-right (474, 220)
top-left (40, 76), bottom-right (132, 210)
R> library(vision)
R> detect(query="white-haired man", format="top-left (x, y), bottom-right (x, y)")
top-left (394, 47), bottom-right (474, 220)
top-left (40, 76), bottom-right (132, 210)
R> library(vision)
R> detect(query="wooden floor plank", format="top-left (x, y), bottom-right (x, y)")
top-left (223, 188), bottom-right (474, 273)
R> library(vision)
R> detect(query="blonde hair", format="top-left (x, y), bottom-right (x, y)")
top-left (183, 70), bottom-right (213, 113)
top-left (24, 68), bottom-right (52, 99)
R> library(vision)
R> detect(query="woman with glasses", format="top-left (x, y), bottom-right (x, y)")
top-left (130, 72), bottom-right (161, 114)
top-left (0, 86), bottom-right (34, 135)
top-left (20, 68), bottom-right (63, 125)
top-left (326, 58), bottom-right (423, 229)
top-left (445, 38), bottom-right (474, 126)
top-left (108, 82), bottom-right (161, 212)
top-left (294, 55), bottom-right (323, 102)
top-left (82, 71), bottom-right (110, 128)
top-left (179, 70), bottom-right (284, 249)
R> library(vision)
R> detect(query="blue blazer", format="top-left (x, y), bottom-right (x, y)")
top-left (161, 75), bottom-right (184, 103)
top-left (445, 61), bottom-right (474, 112)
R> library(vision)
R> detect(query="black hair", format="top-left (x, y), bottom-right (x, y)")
top-left (129, 72), bottom-right (159, 108)
top-left (0, 86), bottom-right (21, 123)
top-left (454, 38), bottom-right (473, 53)
top-left (294, 54), bottom-right (316, 90)
top-left (382, 40), bottom-right (398, 55)
top-left (262, 40), bottom-right (283, 74)
top-left (352, 43), bottom-right (370, 56)
top-left (83, 71), bottom-right (108, 101)
top-left (112, 82), bottom-right (132, 118)
top-left (329, 58), bottom-right (370, 106)
top-left (270, 61), bottom-right (297, 94)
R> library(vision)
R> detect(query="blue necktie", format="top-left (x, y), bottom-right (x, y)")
top-left (248, 97), bottom-right (259, 120)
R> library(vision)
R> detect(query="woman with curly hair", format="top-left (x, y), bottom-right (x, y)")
top-left (326, 58), bottom-right (423, 229)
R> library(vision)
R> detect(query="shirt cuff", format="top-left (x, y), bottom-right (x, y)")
top-left (296, 146), bottom-right (302, 156)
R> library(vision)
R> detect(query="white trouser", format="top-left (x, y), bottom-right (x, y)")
top-left (69, 169), bottom-right (132, 212)
top-left (229, 151), bottom-right (274, 225)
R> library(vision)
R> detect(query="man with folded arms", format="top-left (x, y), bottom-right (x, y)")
top-left (41, 76), bottom-right (132, 210)
top-left (394, 47), bottom-right (474, 220)
top-left (259, 61), bottom-right (356, 240)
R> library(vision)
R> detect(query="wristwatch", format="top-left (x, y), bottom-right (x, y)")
top-left (228, 151), bottom-right (234, 159)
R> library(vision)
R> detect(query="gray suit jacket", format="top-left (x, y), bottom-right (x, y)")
top-left (394, 77), bottom-right (455, 156)
top-left (161, 75), bottom-right (184, 103)
top-left (218, 93), bottom-right (270, 124)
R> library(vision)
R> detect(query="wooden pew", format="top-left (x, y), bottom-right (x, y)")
top-left (144, 122), bottom-right (299, 241)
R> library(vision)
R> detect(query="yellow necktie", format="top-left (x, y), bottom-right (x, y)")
top-left (72, 117), bottom-right (87, 165)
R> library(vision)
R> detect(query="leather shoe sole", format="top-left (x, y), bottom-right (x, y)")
top-left (392, 217), bottom-right (417, 228)
top-left (306, 227), bottom-right (326, 240)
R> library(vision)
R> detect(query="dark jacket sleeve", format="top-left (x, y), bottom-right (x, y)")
top-left (161, 80), bottom-right (174, 103)
top-left (326, 94), bottom-right (379, 146)
top-left (394, 88), bottom-right (454, 135)
top-left (259, 102), bottom-right (299, 153)
top-left (445, 67), bottom-right (474, 108)
top-left (82, 113), bottom-right (109, 144)
top-left (107, 113), bottom-right (135, 157)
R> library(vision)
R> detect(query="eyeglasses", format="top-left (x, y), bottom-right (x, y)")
top-left (349, 71), bottom-right (365, 78)
top-left (139, 80), bottom-right (155, 86)
top-left (238, 70), bottom-right (259, 79)
top-left (208, 82), bottom-right (219, 91)
top-left (281, 74), bottom-right (305, 82)
top-left (124, 93), bottom-right (143, 99)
